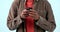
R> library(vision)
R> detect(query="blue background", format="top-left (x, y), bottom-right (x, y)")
top-left (0, 0), bottom-right (60, 32)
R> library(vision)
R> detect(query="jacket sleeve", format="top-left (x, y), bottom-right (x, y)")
top-left (35, 1), bottom-right (56, 31)
top-left (7, 0), bottom-right (22, 30)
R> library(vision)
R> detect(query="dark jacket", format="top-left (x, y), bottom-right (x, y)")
top-left (7, 0), bottom-right (56, 32)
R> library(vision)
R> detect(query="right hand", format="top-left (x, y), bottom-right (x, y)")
top-left (20, 9), bottom-right (28, 19)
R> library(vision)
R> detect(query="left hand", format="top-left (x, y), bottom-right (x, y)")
top-left (28, 9), bottom-right (40, 20)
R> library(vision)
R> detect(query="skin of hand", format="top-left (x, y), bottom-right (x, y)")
top-left (20, 9), bottom-right (40, 21)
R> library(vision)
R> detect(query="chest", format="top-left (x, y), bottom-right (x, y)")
top-left (18, 0), bottom-right (47, 18)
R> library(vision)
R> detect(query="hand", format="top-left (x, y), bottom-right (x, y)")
top-left (28, 9), bottom-right (40, 20)
top-left (20, 9), bottom-right (28, 19)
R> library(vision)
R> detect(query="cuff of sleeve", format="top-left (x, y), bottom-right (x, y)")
top-left (35, 16), bottom-right (49, 31)
top-left (36, 16), bottom-right (48, 26)
top-left (13, 15), bottom-right (22, 28)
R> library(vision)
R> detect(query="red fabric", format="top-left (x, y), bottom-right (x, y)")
top-left (25, 16), bottom-right (34, 32)
top-left (25, 0), bottom-right (34, 8)
top-left (25, 0), bottom-right (34, 32)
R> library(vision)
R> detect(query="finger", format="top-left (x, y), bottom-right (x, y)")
top-left (29, 10), bottom-right (37, 13)
top-left (22, 12), bottom-right (29, 17)
top-left (22, 10), bottom-right (28, 15)
top-left (29, 14), bottom-right (36, 20)
top-left (29, 14), bottom-right (35, 18)
top-left (22, 9), bottom-right (28, 13)
top-left (22, 12), bottom-right (27, 15)
top-left (29, 12), bottom-right (37, 15)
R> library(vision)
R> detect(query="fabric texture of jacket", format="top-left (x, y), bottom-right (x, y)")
top-left (7, 0), bottom-right (56, 32)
